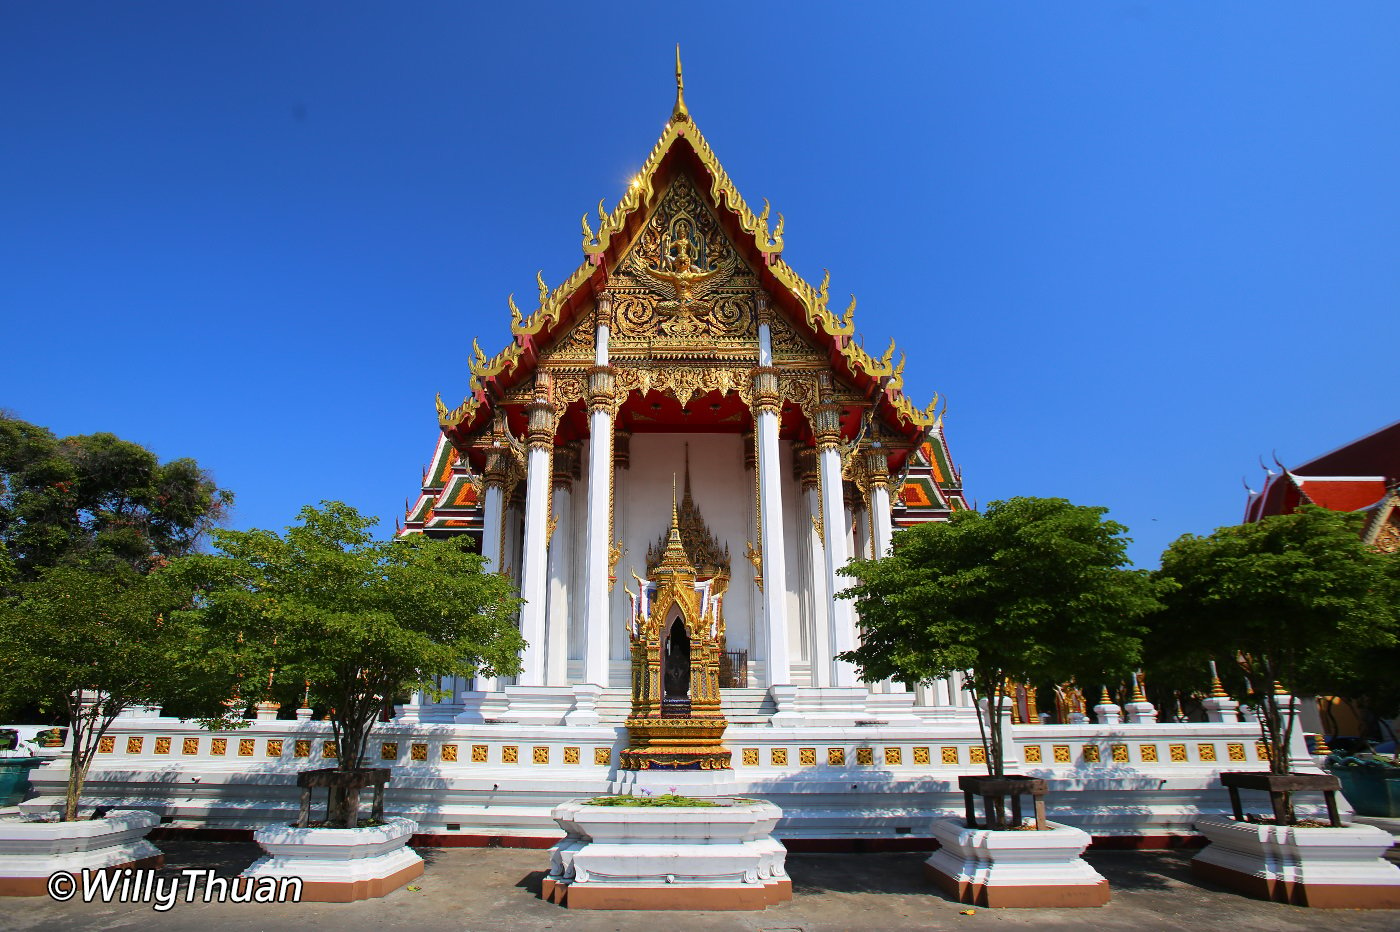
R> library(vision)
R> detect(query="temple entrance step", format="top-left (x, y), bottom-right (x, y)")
top-left (591, 687), bottom-right (777, 724)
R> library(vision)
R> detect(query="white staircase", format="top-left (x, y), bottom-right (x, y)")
top-left (592, 687), bottom-right (776, 725)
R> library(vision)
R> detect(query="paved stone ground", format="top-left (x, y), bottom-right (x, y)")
top-left (8, 840), bottom-right (1400, 931)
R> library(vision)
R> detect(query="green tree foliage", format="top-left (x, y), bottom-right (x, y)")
top-left (838, 497), bottom-right (1163, 776)
top-left (0, 565), bottom-right (242, 820)
top-left (177, 502), bottom-right (523, 794)
top-left (1150, 505), bottom-right (1399, 775)
top-left (0, 415), bottom-right (233, 583)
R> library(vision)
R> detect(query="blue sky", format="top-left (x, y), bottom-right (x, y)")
top-left (2, 2), bottom-right (1396, 567)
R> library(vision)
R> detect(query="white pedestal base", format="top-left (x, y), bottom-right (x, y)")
top-left (1191, 815), bottom-right (1400, 908)
top-left (0, 809), bottom-right (163, 896)
top-left (924, 817), bottom-right (1109, 907)
top-left (245, 816), bottom-right (423, 902)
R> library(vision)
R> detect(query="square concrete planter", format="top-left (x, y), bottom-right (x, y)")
top-left (545, 798), bottom-right (791, 910)
top-left (1191, 815), bottom-right (1400, 908)
top-left (244, 816), bottom-right (423, 902)
top-left (0, 809), bottom-right (163, 896)
top-left (924, 816), bottom-right (1109, 907)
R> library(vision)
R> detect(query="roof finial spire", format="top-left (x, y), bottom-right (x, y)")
top-left (672, 44), bottom-right (689, 122)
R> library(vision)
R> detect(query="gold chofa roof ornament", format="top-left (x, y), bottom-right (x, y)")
top-left (672, 43), bottom-right (688, 123)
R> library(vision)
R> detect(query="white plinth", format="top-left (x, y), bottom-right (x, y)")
top-left (1191, 815), bottom-right (1400, 908)
top-left (0, 809), bottom-right (163, 896)
top-left (245, 816), bottom-right (423, 902)
top-left (924, 817), bottom-right (1109, 908)
top-left (545, 798), bottom-right (791, 909)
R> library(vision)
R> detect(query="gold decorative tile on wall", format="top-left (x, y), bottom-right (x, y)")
top-left (210, 738), bottom-right (227, 756)
top-left (1169, 744), bottom-right (1187, 762)
top-left (563, 746), bottom-right (579, 764)
top-left (323, 741), bottom-right (337, 759)
top-left (532, 746), bottom-right (549, 764)
top-left (1083, 744), bottom-right (1101, 763)
top-left (267, 739), bottom-right (283, 757)
top-left (970, 746), bottom-right (987, 765)
top-left (1024, 745), bottom-right (1042, 764)
top-left (238, 738), bottom-right (255, 757)
top-left (912, 746), bottom-right (930, 765)
top-left (594, 747), bottom-right (611, 766)
top-left (127, 737), bottom-right (144, 754)
top-left (380, 742), bottom-right (399, 760)
top-left (1198, 743), bottom-right (1217, 762)
top-left (1110, 744), bottom-right (1129, 763)
top-left (1139, 744), bottom-right (1158, 763)
top-left (294, 739), bottom-right (311, 758)
top-left (742, 748), bottom-right (759, 766)
top-left (799, 747), bottom-right (816, 766)
top-left (182, 737), bottom-right (200, 755)
top-left (154, 737), bottom-right (171, 755)
top-left (411, 743), bottom-right (428, 761)
top-left (1255, 742), bottom-right (1271, 761)
top-left (884, 747), bottom-right (902, 766)
top-left (1053, 745), bottom-right (1071, 763)
top-left (441, 744), bottom-right (458, 763)
top-left (940, 746), bottom-right (957, 765)
top-left (770, 748), bottom-right (788, 766)
top-left (1227, 743), bottom-right (1246, 762)
top-left (99, 736), bottom-right (115, 754)
top-left (827, 748), bottom-right (845, 766)
top-left (856, 747), bottom-right (874, 765)
top-left (472, 744), bottom-right (488, 763)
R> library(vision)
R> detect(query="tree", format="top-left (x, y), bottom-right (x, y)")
top-left (178, 502), bottom-right (523, 821)
top-left (0, 415), bottom-right (233, 583)
top-left (1150, 505), bottom-right (1399, 776)
top-left (0, 564), bottom-right (242, 820)
top-left (838, 497), bottom-right (1163, 777)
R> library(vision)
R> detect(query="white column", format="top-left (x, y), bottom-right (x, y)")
top-left (476, 457), bottom-right (508, 692)
top-left (753, 323), bottom-right (790, 687)
top-left (582, 298), bottom-right (614, 687)
top-left (516, 396), bottom-right (556, 686)
top-left (868, 449), bottom-right (894, 557)
top-left (796, 446), bottom-right (831, 687)
top-left (815, 401), bottom-right (859, 687)
top-left (544, 446), bottom-right (575, 686)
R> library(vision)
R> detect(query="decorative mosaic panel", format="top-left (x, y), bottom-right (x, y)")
top-left (99, 736), bottom-right (115, 754)
top-left (442, 744), bottom-right (458, 763)
top-left (1255, 742), bottom-right (1271, 761)
top-left (970, 746), bottom-right (987, 765)
top-left (267, 739), bottom-right (284, 757)
top-left (940, 746), bottom-right (958, 765)
top-left (856, 747), bottom-right (874, 765)
top-left (238, 738), bottom-right (255, 757)
top-left (1227, 743), bottom-right (1246, 762)
top-left (127, 737), bottom-right (144, 754)
top-left (594, 747), bottom-right (611, 766)
top-left (827, 748), bottom-right (845, 766)
top-left (1053, 745), bottom-right (1071, 763)
top-left (182, 737), bottom-right (200, 755)
top-left (742, 748), bottom-right (759, 766)
top-left (771, 748), bottom-right (788, 766)
top-left (294, 739), bottom-right (311, 758)
top-left (322, 741), bottom-right (337, 759)
top-left (472, 744), bottom-right (489, 763)
top-left (532, 746), bottom-right (549, 764)
top-left (912, 747), bottom-right (930, 765)
top-left (380, 742), bottom-right (399, 761)
top-left (884, 747), bottom-right (902, 766)
top-left (1110, 744), bottom-right (1129, 763)
top-left (410, 743), bottom-right (428, 762)
top-left (1139, 744), bottom-right (1158, 763)
top-left (1024, 745), bottom-right (1042, 764)
top-left (1169, 744), bottom-right (1187, 762)
top-left (154, 737), bottom-right (171, 755)
top-left (1083, 744), bottom-right (1101, 763)
top-left (799, 747), bottom-right (816, 766)
top-left (1198, 743), bottom-right (1217, 762)
top-left (211, 738), bottom-right (227, 756)
top-left (502, 745), bottom-right (519, 764)
top-left (563, 746), bottom-right (579, 764)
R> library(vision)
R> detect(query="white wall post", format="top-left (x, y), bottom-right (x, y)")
top-left (814, 398), bottom-right (859, 687)
top-left (582, 296), bottom-right (615, 687)
top-left (516, 395), bottom-right (557, 686)
top-left (753, 314), bottom-right (790, 687)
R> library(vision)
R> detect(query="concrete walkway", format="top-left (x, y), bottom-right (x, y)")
top-left (9, 840), bottom-right (1400, 931)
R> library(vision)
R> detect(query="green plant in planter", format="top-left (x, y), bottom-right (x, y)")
top-left (586, 794), bottom-right (720, 808)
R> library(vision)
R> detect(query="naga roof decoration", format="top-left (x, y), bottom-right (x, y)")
top-left (435, 52), bottom-right (946, 457)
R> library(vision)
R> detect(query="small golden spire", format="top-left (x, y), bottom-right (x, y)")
top-left (1208, 660), bottom-right (1229, 698)
top-left (1131, 672), bottom-right (1147, 703)
top-left (1100, 685), bottom-right (1113, 705)
top-left (672, 44), bottom-right (689, 122)
top-left (657, 474), bottom-right (694, 575)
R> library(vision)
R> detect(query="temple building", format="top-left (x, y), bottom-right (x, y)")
top-left (398, 53), bottom-right (966, 721)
